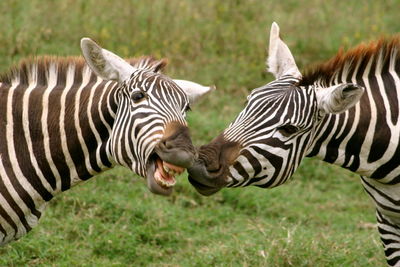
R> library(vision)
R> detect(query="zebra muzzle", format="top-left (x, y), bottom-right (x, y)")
top-left (145, 121), bottom-right (196, 195)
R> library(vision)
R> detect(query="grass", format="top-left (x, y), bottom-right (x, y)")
top-left (1, 165), bottom-right (383, 266)
top-left (0, 0), bottom-right (398, 266)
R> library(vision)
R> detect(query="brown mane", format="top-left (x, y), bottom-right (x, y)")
top-left (0, 55), bottom-right (168, 86)
top-left (300, 36), bottom-right (400, 86)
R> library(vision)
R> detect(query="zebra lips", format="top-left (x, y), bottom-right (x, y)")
top-left (146, 157), bottom-right (185, 195)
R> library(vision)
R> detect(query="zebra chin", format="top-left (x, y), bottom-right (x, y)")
top-left (187, 160), bottom-right (229, 196)
top-left (187, 176), bottom-right (223, 196)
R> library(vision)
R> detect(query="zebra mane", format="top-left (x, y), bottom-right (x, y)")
top-left (300, 36), bottom-right (400, 86)
top-left (0, 55), bottom-right (168, 86)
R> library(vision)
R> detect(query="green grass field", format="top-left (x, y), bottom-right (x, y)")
top-left (0, 0), bottom-right (399, 266)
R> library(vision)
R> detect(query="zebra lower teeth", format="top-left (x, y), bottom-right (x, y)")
top-left (154, 159), bottom-right (184, 188)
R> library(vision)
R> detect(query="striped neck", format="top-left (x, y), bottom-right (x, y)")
top-left (0, 58), bottom-right (119, 202)
top-left (306, 40), bottom-right (400, 181)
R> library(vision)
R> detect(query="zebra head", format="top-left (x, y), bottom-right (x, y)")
top-left (188, 23), bottom-right (364, 195)
top-left (80, 38), bottom-right (213, 195)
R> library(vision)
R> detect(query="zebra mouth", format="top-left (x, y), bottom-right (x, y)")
top-left (146, 154), bottom-right (185, 195)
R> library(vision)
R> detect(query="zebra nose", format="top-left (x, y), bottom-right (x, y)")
top-left (187, 135), bottom-right (242, 194)
top-left (155, 141), bottom-right (195, 168)
top-left (154, 122), bottom-right (196, 168)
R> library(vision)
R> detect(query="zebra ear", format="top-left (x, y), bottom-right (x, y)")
top-left (80, 38), bottom-right (136, 82)
top-left (316, 83), bottom-right (364, 114)
top-left (267, 22), bottom-right (302, 80)
top-left (173, 79), bottom-right (216, 105)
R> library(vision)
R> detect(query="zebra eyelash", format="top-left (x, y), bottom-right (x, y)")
top-left (131, 90), bottom-right (148, 103)
top-left (277, 124), bottom-right (300, 137)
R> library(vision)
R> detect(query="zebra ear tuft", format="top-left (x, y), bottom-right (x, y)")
top-left (173, 79), bottom-right (216, 105)
top-left (267, 22), bottom-right (302, 80)
top-left (80, 38), bottom-right (136, 82)
top-left (316, 83), bottom-right (364, 114)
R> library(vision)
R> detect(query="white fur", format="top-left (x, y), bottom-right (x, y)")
top-left (80, 38), bottom-right (136, 82)
top-left (267, 22), bottom-right (301, 80)
top-left (173, 79), bottom-right (216, 105)
top-left (81, 38), bottom-right (215, 104)
top-left (267, 23), bottom-right (364, 115)
top-left (315, 83), bottom-right (364, 114)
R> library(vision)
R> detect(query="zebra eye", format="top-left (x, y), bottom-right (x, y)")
top-left (184, 105), bottom-right (191, 112)
top-left (278, 125), bottom-right (298, 137)
top-left (131, 91), bottom-right (146, 103)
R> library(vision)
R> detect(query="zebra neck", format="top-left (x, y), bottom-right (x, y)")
top-left (303, 42), bottom-right (400, 181)
top-left (307, 73), bottom-right (400, 181)
top-left (0, 76), bottom-right (119, 203)
top-left (0, 59), bottom-right (122, 244)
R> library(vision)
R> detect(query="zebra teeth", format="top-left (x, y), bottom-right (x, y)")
top-left (154, 171), bottom-right (176, 188)
top-left (162, 161), bottom-right (185, 175)
top-left (153, 159), bottom-right (177, 189)
top-left (163, 164), bottom-right (170, 174)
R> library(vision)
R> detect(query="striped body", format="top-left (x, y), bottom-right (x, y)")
top-left (0, 58), bottom-right (117, 243)
top-left (305, 42), bottom-right (400, 265)
top-left (306, 42), bottom-right (400, 180)
top-left (188, 23), bottom-right (400, 265)
top-left (0, 54), bottom-right (195, 245)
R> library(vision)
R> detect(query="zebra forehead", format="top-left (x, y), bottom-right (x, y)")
top-left (249, 84), bottom-right (311, 102)
top-left (127, 72), bottom-right (182, 92)
top-left (300, 36), bottom-right (400, 86)
top-left (0, 55), bottom-right (167, 86)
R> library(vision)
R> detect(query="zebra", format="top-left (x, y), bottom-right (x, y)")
top-left (188, 22), bottom-right (400, 265)
top-left (0, 37), bottom-right (213, 245)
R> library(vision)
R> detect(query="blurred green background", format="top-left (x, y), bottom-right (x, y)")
top-left (1, 0), bottom-right (398, 266)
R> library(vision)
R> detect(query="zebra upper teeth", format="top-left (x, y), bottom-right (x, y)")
top-left (163, 164), bottom-right (170, 174)
top-left (153, 159), bottom-right (182, 189)
top-left (162, 161), bottom-right (184, 176)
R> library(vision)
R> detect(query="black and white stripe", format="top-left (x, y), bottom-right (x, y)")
top-left (0, 54), bottom-right (190, 244)
top-left (305, 44), bottom-right (400, 265)
top-left (193, 23), bottom-right (400, 265)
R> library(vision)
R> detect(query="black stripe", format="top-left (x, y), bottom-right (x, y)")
top-left (12, 84), bottom-right (53, 201)
top-left (387, 255), bottom-right (400, 266)
top-left (383, 53), bottom-right (398, 125)
top-left (0, 204), bottom-right (18, 237)
top-left (90, 83), bottom-right (113, 168)
top-left (368, 62), bottom-right (391, 163)
top-left (0, 156), bottom-right (40, 227)
top-left (78, 80), bottom-right (102, 174)
top-left (28, 85), bottom-right (57, 189)
top-left (48, 84), bottom-right (71, 191)
top-left (0, 217), bottom-right (7, 243)
top-left (343, 81), bottom-right (368, 171)
top-left (0, 84), bottom-right (34, 233)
